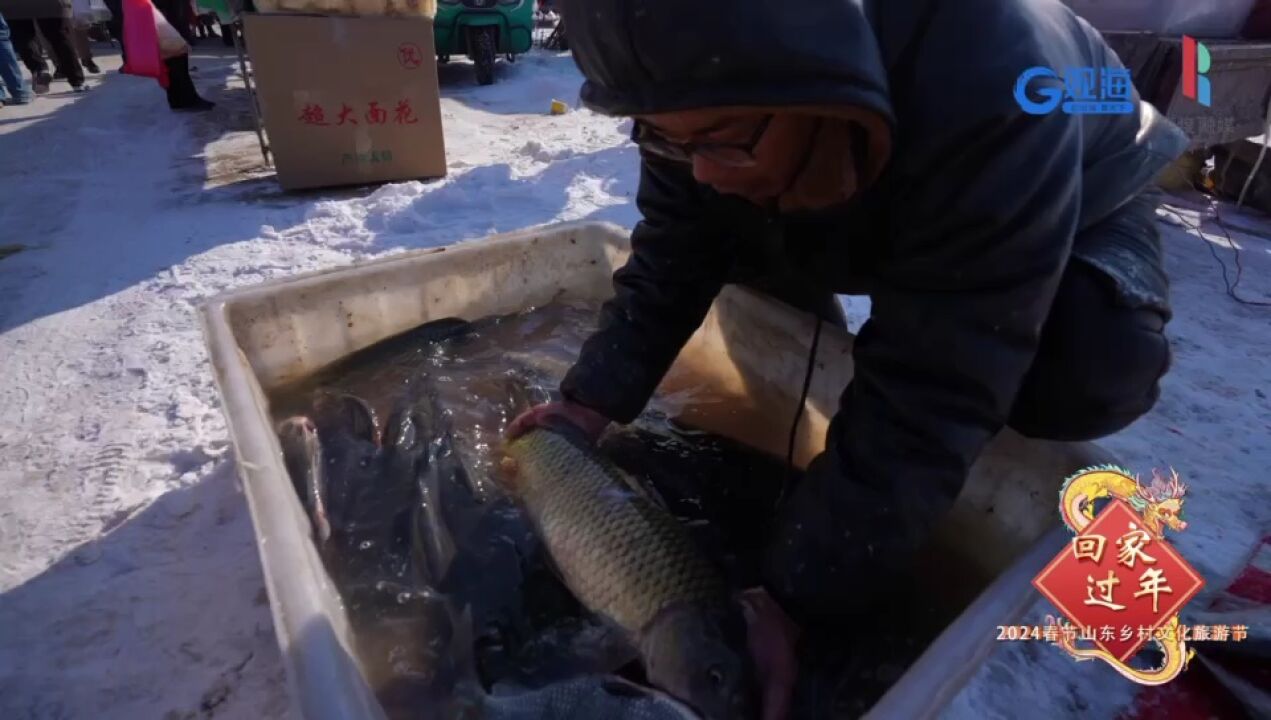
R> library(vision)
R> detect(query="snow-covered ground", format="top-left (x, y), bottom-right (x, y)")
top-left (0, 44), bottom-right (1268, 720)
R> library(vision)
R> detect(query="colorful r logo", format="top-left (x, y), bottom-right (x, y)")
top-left (1182, 36), bottom-right (1211, 107)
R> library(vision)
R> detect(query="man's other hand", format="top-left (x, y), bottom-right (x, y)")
top-left (740, 587), bottom-right (800, 720)
top-left (506, 400), bottom-right (611, 444)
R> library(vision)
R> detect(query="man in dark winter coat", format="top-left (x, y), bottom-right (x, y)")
top-left (508, 0), bottom-right (1188, 716)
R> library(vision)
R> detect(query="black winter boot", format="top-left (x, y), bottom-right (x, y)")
top-left (165, 54), bottom-right (214, 112)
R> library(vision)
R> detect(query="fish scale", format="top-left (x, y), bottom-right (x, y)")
top-left (504, 429), bottom-right (727, 635)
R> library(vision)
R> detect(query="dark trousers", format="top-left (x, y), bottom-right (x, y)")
top-left (164, 53), bottom-right (204, 108)
top-left (9, 17), bottom-right (83, 87)
top-left (1008, 258), bottom-right (1169, 440)
top-left (1013, 190), bottom-right (1170, 440)
top-left (753, 195), bottom-right (1170, 444)
top-left (102, 0), bottom-right (124, 61)
top-left (72, 24), bottom-right (94, 65)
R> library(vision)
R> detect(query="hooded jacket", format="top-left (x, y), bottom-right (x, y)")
top-left (558, 0), bottom-right (1188, 619)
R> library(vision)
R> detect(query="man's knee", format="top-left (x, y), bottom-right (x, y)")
top-left (1009, 262), bottom-right (1171, 441)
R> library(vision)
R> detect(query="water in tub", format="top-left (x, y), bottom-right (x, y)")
top-left (269, 302), bottom-right (939, 719)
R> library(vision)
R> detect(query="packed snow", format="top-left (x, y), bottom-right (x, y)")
top-left (0, 44), bottom-right (1268, 720)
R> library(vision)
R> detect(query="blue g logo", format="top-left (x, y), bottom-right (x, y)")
top-left (1014, 66), bottom-right (1063, 115)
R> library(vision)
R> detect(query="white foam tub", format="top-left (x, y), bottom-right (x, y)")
top-left (200, 221), bottom-right (1111, 720)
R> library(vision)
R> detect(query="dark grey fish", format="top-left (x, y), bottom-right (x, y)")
top-left (381, 390), bottom-right (459, 586)
top-left (277, 392), bottom-right (383, 552)
top-left (310, 392), bottom-right (384, 545)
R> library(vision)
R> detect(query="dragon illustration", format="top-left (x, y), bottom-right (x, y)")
top-left (1051, 466), bottom-right (1195, 684)
top-left (1061, 466), bottom-right (1189, 538)
top-left (1043, 613), bottom-right (1194, 686)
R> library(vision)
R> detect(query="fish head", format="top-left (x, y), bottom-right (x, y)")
top-left (278, 415), bottom-right (332, 542)
top-left (641, 602), bottom-right (760, 720)
top-left (312, 392), bottom-right (384, 537)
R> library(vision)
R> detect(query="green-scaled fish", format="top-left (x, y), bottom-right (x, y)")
top-left (500, 426), bottom-right (759, 720)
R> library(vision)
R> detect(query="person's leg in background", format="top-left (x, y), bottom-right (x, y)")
top-left (72, 21), bottom-right (99, 73)
top-left (7, 18), bottom-right (53, 94)
top-left (0, 13), bottom-right (33, 104)
top-left (149, 0), bottom-right (212, 110)
top-left (1008, 192), bottom-right (1171, 441)
top-left (164, 53), bottom-right (212, 111)
top-left (101, 0), bottom-right (124, 62)
top-left (36, 16), bottom-right (84, 90)
top-left (38, 28), bottom-right (67, 78)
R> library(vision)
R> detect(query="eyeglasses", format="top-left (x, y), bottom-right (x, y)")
top-left (632, 115), bottom-right (774, 168)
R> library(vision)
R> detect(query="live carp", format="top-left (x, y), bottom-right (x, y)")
top-left (500, 426), bottom-right (759, 720)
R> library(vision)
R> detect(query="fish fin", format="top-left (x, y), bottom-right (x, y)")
top-left (587, 621), bottom-right (643, 676)
top-left (497, 456), bottom-right (521, 493)
top-left (612, 465), bottom-right (671, 513)
top-left (503, 361), bottom-right (556, 411)
top-left (277, 416), bottom-right (332, 543)
top-left (382, 407), bottom-right (419, 451)
top-left (449, 604), bottom-right (483, 695)
top-left (596, 428), bottom-right (683, 513)
top-left (500, 368), bottom-right (537, 419)
top-left (436, 603), bottom-right (488, 720)
top-left (415, 441), bottom-right (458, 583)
top-left (342, 395), bottom-right (379, 445)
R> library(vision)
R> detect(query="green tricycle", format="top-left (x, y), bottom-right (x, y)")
top-left (435, 0), bottom-right (534, 86)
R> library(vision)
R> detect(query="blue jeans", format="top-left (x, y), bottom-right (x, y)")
top-left (0, 12), bottom-right (31, 102)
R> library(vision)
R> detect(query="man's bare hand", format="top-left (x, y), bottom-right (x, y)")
top-left (740, 587), bottom-right (800, 720)
top-left (506, 400), bottom-right (611, 444)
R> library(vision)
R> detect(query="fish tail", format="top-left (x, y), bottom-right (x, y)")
top-left (418, 440), bottom-right (458, 581)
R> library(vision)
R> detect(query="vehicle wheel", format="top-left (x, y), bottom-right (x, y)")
top-left (471, 27), bottom-right (497, 86)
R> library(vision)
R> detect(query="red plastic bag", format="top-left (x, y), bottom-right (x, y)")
top-left (120, 0), bottom-right (169, 88)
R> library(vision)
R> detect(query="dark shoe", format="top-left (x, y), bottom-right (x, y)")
top-left (53, 69), bottom-right (66, 80)
top-left (83, 60), bottom-right (101, 74)
top-left (32, 71), bottom-right (52, 94)
top-left (170, 97), bottom-right (215, 112)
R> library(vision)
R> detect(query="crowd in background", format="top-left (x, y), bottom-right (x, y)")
top-left (0, 0), bottom-right (224, 110)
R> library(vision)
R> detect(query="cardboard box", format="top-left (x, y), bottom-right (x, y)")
top-left (243, 13), bottom-right (447, 191)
